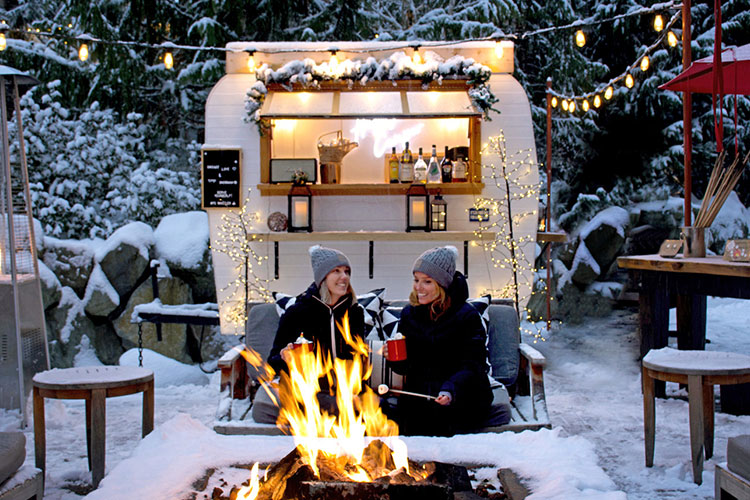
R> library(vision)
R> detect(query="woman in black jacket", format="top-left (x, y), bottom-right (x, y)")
top-left (386, 246), bottom-right (492, 436)
top-left (252, 245), bottom-right (365, 424)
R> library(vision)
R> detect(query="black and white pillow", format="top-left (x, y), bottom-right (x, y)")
top-left (468, 294), bottom-right (492, 375)
top-left (272, 289), bottom-right (386, 340)
top-left (380, 306), bottom-right (403, 340)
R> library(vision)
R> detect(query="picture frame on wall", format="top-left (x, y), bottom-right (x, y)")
top-left (270, 158), bottom-right (318, 184)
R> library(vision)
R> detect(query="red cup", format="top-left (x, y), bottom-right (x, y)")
top-left (386, 338), bottom-right (407, 361)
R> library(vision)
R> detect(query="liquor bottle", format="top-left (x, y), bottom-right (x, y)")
top-left (440, 146), bottom-right (453, 183)
top-left (452, 156), bottom-right (468, 182)
top-left (389, 147), bottom-right (399, 183)
top-left (399, 142), bottom-right (414, 183)
top-left (413, 147), bottom-right (427, 183)
top-left (427, 144), bottom-right (441, 183)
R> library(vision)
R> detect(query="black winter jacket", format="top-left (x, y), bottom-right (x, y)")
top-left (388, 272), bottom-right (492, 435)
top-left (267, 282), bottom-right (365, 376)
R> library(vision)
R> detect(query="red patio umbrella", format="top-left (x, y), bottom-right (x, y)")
top-left (659, 43), bottom-right (750, 95)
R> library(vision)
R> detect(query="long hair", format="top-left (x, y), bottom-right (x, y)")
top-left (320, 280), bottom-right (355, 305)
top-left (409, 284), bottom-right (451, 321)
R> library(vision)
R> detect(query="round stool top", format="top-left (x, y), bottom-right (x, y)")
top-left (32, 366), bottom-right (153, 390)
top-left (643, 347), bottom-right (750, 376)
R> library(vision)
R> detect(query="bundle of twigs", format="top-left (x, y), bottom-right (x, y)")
top-left (694, 150), bottom-right (750, 228)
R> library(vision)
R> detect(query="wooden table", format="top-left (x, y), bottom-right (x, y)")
top-left (642, 348), bottom-right (750, 485)
top-left (618, 254), bottom-right (750, 406)
top-left (32, 366), bottom-right (154, 488)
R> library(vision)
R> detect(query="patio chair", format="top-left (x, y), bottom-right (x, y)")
top-left (214, 300), bottom-right (549, 434)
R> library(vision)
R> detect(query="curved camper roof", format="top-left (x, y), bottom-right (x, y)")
top-left (204, 41), bottom-right (538, 335)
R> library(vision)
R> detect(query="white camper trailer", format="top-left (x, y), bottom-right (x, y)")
top-left (204, 41), bottom-right (540, 334)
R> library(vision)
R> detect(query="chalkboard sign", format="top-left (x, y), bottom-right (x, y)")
top-left (202, 148), bottom-right (241, 208)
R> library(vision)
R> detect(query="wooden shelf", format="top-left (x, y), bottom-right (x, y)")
top-left (537, 231), bottom-right (567, 243)
top-left (251, 231), bottom-right (495, 242)
top-left (257, 183), bottom-right (484, 196)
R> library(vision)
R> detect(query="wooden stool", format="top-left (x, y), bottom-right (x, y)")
top-left (642, 348), bottom-right (750, 485)
top-left (32, 366), bottom-right (154, 488)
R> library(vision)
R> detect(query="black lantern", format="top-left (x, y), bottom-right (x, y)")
top-left (406, 183), bottom-right (429, 232)
top-left (430, 193), bottom-right (447, 231)
top-left (288, 184), bottom-right (312, 232)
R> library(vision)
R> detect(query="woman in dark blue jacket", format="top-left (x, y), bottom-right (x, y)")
top-left (252, 245), bottom-right (365, 423)
top-left (386, 246), bottom-right (492, 436)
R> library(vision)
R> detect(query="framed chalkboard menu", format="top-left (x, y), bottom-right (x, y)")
top-left (202, 148), bottom-right (242, 208)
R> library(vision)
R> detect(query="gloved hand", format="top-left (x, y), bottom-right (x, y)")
top-left (436, 391), bottom-right (453, 406)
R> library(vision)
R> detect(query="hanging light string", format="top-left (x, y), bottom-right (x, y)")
top-left (548, 9), bottom-right (682, 112)
top-left (0, 1), bottom-right (682, 62)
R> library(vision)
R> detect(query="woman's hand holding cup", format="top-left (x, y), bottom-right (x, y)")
top-left (384, 334), bottom-right (407, 361)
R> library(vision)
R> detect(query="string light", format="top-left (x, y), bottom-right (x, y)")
top-left (574, 29), bottom-right (586, 47)
top-left (667, 30), bottom-right (678, 47)
top-left (604, 86), bottom-right (614, 100)
top-left (550, 96), bottom-right (558, 108)
top-left (639, 55), bottom-right (650, 71)
top-left (625, 73), bottom-right (634, 88)
top-left (163, 51), bottom-right (173, 69)
top-left (653, 14), bottom-right (664, 32)
top-left (582, 99), bottom-right (589, 112)
top-left (569, 100), bottom-right (576, 112)
top-left (78, 43), bottom-right (89, 61)
top-left (561, 99), bottom-right (569, 111)
top-left (0, 33), bottom-right (5, 52)
top-left (593, 94), bottom-right (602, 108)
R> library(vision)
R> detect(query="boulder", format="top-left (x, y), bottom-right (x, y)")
top-left (579, 206), bottom-right (629, 272)
top-left (38, 260), bottom-right (62, 310)
top-left (83, 265), bottom-right (120, 318)
top-left (553, 280), bottom-right (613, 324)
top-left (113, 275), bottom-right (195, 364)
top-left (41, 237), bottom-right (95, 298)
top-left (556, 239), bottom-right (579, 270)
top-left (45, 287), bottom-right (96, 368)
top-left (96, 222), bottom-right (153, 298)
top-left (90, 322), bottom-right (125, 365)
top-left (570, 243), bottom-right (600, 287)
top-left (155, 212), bottom-right (216, 303)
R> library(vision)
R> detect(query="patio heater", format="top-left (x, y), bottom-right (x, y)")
top-left (0, 65), bottom-right (49, 424)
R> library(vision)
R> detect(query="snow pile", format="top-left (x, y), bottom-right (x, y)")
top-left (154, 211), bottom-right (210, 270)
top-left (119, 349), bottom-right (209, 387)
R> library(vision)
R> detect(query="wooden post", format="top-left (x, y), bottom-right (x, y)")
top-left (683, 0), bottom-right (692, 226)
top-left (545, 78), bottom-right (553, 330)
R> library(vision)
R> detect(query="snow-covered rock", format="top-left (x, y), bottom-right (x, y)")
top-left (96, 222), bottom-right (154, 298)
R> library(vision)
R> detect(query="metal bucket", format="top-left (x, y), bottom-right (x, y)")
top-left (320, 163), bottom-right (341, 184)
top-left (681, 226), bottom-right (705, 258)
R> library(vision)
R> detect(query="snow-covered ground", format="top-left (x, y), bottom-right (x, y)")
top-left (1, 297), bottom-right (749, 499)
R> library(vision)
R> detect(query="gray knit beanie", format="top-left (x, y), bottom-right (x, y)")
top-left (412, 245), bottom-right (458, 289)
top-left (309, 245), bottom-right (351, 287)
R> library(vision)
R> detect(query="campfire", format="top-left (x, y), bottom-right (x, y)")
top-left (231, 313), bottom-right (474, 499)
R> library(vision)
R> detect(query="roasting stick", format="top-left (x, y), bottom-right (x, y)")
top-left (695, 151), bottom-right (748, 228)
top-left (701, 154), bottom-right (747, 227)
top-left (377, 384), bottom-right (437, 401)
top-left (695, 151), bottom-right (726, 227)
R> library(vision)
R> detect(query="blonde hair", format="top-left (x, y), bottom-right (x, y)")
top-left (409, 284), bottom-right (451, 321)
top-left (320, 280), bottom-right (355, 305)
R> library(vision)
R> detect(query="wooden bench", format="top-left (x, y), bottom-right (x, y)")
top-left (642, 348), bottom-right (750, 485)
top-left (214, 302), bottom-right (549, 434)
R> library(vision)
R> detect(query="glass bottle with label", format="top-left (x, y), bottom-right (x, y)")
top-left (413, 147), bottom-right (427, 183)
top-left (399, 142), bottom-right (414, 183)
top-left (427, 144), bottom-right (441, 183)
top-left (389, 146), bottom-right (399, 183)
top-left (440, 146), bottom-right (453, 183)
top-left (452, 156), bottom-right (468, 182)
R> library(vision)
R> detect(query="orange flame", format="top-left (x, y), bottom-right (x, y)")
top-left (236, 462), bottom-right (261, 499)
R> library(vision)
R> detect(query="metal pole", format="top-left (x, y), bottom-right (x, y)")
top-left (545, 78), bottom-right (553, 331)
top-left (683, 0), bottom-right (692, 226)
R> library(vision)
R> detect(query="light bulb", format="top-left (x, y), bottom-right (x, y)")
top-left (653, 14), bottom-right (664, 32)
top-left (593, 95), bottom-right (602, 108)
top-left (247, 54), bottom-right (255, 72)
top-left (550, 96), bottom-right (558, 108)
top-left (495, 41), bottom-right (503, 58)
top-left (604, 86), bottom-right (614, 100)
top-left (625, 73), bottom-right (634, 88)
top-left (164, 52), bottom-right (173, 70)
top-left (329, 52), bottom-right (338, 67)
top-left (412, 49), bottom-right (421, 65)
top-left (78, 43), bottom-right (89, 61)
top-left (582, 99), bottom-right (589, 112)
top-left (575, 30), bottom-right (586, 48)
top-left (561, 99), bottom-right (569, 111)
top-left (0, 33), bottom-right (5, 52)
top-left (569, 100), bottom-right (576, 112)
top-left (667, 31), bottom-right (678, 47)
top-left (640, 55), bottom-right (650, 72)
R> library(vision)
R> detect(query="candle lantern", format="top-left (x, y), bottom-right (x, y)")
top-left (430, 193), bottom-right (447, 231)
top-left (288, 184), bottom-right (312, 232)
top-left (406, 183), bottom-right (429, 232)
